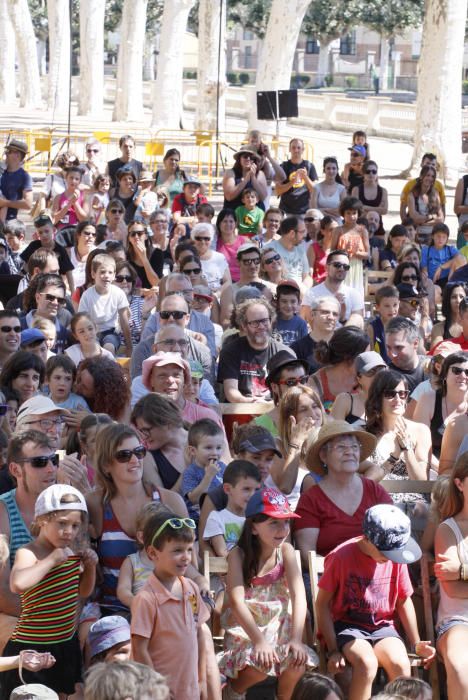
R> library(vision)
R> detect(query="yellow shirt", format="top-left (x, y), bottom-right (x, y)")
top-left (400, 178), bottom-right (446, 205)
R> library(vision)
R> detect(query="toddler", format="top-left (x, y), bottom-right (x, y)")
top-left (235, 188), bottom-right (264, 237)
top-left (134, 169), bottom-right (159, 224)
top-left (51, 165), bottom-right (86, 230)
top-left (352, 129), bottom-right (370, 159)
top-left (89, 173), bottom-right (110, 225)
top-left (88, 615), bottom-right (131, 666)
top-left (45, 354), bottom-right (90, 411)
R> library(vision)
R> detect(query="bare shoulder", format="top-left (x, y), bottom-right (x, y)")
top-left (159, 488), bottom-right (188, 517)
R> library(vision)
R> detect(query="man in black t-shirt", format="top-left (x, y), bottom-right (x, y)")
top-left (385, 316), bottom-right (426, 393)
top-left (20, 211), bottom-right (75, 293)
top-left (107, 134), bottom-right (143, 188)
top-left (218, 298), bottom-right (288, 402)
top-left (291, 296), bottom-right (340, 373)
top-left (277, 138), bottom-right (318, 215)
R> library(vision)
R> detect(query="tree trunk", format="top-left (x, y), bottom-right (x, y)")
top-left (113, 0), bottom-right (148, 122)
top-left (408, 0), bottom-right (467, 182)
top-left (78, 0), bottom-right (105, 116)
top-left (7, 0), bottom-right (41, 108)
top-left (194, 0), bottom-right (226, 133)
top-left (316, 37), bottom-right (332, 88)
top-left (379, 35), bottom-right (390, 92)
top-left (151, 0), bottom-right (195, 130)
top-left (249, 0), bottom-right (311, 131)
top-left (0, 0), bottom-right (16, 103)
top-left (47, 0), bottom-right (71, 113)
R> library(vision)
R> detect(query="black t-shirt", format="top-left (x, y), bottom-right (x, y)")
top-left (20, 241), bottom-right (74, 275)
top-left (450, 264), bottom-right (468, 285)
top-left (388, 358), bottom-right (426, 394)
top-left (217, 336), bottom-right (288, 399)
top-left (131, 249), bottom-right (164, 288)
top-left (290, 334), bottom-right (320, 374)
top-left (279, 160), bottom-right (318, 215)
top-left (107, 158), bottom-right (143, 188)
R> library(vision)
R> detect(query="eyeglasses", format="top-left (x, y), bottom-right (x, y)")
top-left (304, 217), bottom-right (316, 223)
top-left (194, 237), bottom-right (211, 242)
top-left (450, 366), bottom-right (468, 377)
top-left (329, 440), bottom-right (360, 452)
top-left (0, 325), bottom-right (21, 333)
top-left (129, 230), bottom-right (146, 238)
top-left (152, 219), bottom-right (167, 224)
top-left (16, 454), bottom-right (60, 469)
top-left (25, 417), bottom-right (64, 431)
top-left (39, 293), bottom-right (66, 305)
top-left (277, 375), bottom-right (309, 387)
top-left (241, 258), bottom-right (261, 266)
top-left (330, 262), bottom-right (350, 271)
top-left (114, 445), bottom-right (147, 463)
top-left (383, 389), bottom-right (409, 400)
top-left (151, 517), bottom-right (196, 545)
top-left (263, 254), bottom-right (281, 265)
top-left (183, 268), bottom-right (201, 275)
top-left (157, 338), bottom-right (189, 348)
top-left (350, 152), bottom-right (361, 158)
top-left (110, 208), bottom-right (124, 215)
top-left (160, 310), bottom-right (187, 320)
top-left (365, 169), bottom-right (377, 175)
top-left (87, 149), bottom-right (99, 153)
top-left (115, 275), bottom-right (132, 283)
top-left (246, 317), bottom-right (270, 328)
top-left (401, 275), bottom-right (418, 282)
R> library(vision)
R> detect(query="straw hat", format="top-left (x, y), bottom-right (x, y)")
top-left (306, 420), bottom-right (377, 471)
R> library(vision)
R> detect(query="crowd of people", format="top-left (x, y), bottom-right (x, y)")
top-left (0, 129), bottom-right (467, 700)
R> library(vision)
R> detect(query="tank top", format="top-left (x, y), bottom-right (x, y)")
top-left (56, 191), bottom-right (84, 229)
top-left (150, 449), bottom-right (180, 489)
top-left (315, 182), bottom-right (344, 212)
top-left (357, 183), bottom-right (383, 207)
top-left (311, 241), bottom-right (328, 284)
top-left (437, 518), bottom-right (468, 626)
top-left (429, 390), bottom-right (444, 458)
top-left (344, 394), bottom-right (365, 427)
top-left (0, 490), bottom-right (31, 568)
top-left (11, 556), bottom-right (81, 643)
top-left (310, 369), bottom-right (336, 413)
top-left (129, 551), bottom-right (154, 595)
top-left (348, 169), bottom-right (363, 194)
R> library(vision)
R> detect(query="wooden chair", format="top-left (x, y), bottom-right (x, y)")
top-left (203, 551), bottom-right (228, 651)
top-left (381, 480), bottom-right (435, 496)
top-left (219, 402), bottom-right (273, 442)
top-left (364, 268), bottom-right (395, 301)
top-left (420, 554), bottom-right (441, 700)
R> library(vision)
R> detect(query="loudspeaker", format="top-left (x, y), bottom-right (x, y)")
top-left (256, 91), bottom-right (277, 120)
top-left (278, 89), bottom-right (298, 118)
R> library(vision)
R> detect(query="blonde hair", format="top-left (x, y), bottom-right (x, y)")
top-left (429, 475), bottom-right (451, 522)
top-left (135, 502), bottom-right (168, 550)
top-left (440, 453), bottom-right (468, 520)
top-left (31, 493), bottom-right (88, 539)
top-left (95, 423), bottom-right (149, 503)
top-left (278, 386), bottom-right (325, 449)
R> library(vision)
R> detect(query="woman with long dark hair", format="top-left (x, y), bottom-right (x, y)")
top-left (68, 220), bottom-right (97, 288)
top-left (125, 220), bottom-right (162, 288)
top-left (153, 148), bottom-right (188, 205)
top-left (0, 351), bottom-right (45, 405)
top-left (215, 208), bottom-right (249, 282)
top-left (431, 282), bottom-right (468, 347)
top-left (222, 149), bottom-right (268, 211)
top-left (408, 165), bottom-right (444, 243)
top-left (310, 157), bottom-right (345, 221)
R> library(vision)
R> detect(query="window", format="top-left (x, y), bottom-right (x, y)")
top-left (340, 31), bottom-right (356, 56)
top-left (243, 30), bottom-right (254, 40)
top-left (306, 38), bottom-right (320, 54)
top-left (245, 45), bottom-right (253, 69)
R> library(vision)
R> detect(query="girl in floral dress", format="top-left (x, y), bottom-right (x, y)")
top-left (219, 487), bottom-right (317, 700)
top-left (331, 196), bottom-right (369, 292)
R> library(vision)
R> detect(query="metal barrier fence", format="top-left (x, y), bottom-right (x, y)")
top-left (0, 128), bottom-right (314, 196)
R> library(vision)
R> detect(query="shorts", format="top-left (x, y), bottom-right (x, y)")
top-left (436, 616), bottom-right (468, 640)
top-left (1, 634), bottom-right (82, 697)
top-left (98, 328), bottom-right (120, 351)
top-left (334, 621), bottom-right (401, 651)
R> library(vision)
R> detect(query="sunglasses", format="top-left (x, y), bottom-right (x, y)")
top-left (194, 237), bottom-right (211, 242)
top-left (110, 208), bottom-right (124, 215)
top-left (81, 231), bottom-right (96, 238)
top-left (241, 258), bottom-right (261, 266)
top-left (263, 254), bottom-right (281, 265)
top-left (0, 403), bottom-right (14, 416)
top-left (0, 325), bottom-right (21, 334)
top-left (304, 217), bottom-right (316, 223)
top-left (450, 366), bottom-right (468, 377)
top-left (401, 275), bottom-right (418, 282)
top-left (160, 310), bottom-right (186, 320)
top-left (383, 389), bottom-right (409, 400)
top-left (115, 275), bottom-right (132, 283)
top-left (183, 268), bottom-right (201, 275)
top-left (246, 317), bottom-right (270, 328)
top-left (365, 169), bottom-right (377, 175)
top-left (330, 262), bottom-right (350, 271)
top-left (87, 149), bottom-right (99, 153)
top-left (129, 230), bottom-right (146, 238)
top-left (16, 454), bottom-right (60, 469)
top-left (403, 298), bottom-right (421, 308)
top-left (277, 375), bottom-right (309, 387)
top-left (114, 445), bottom-right (147, 463)
top-left (151, 517), bottom-right (196, 545)
top-left (39, 293), bottom-right (66, 305)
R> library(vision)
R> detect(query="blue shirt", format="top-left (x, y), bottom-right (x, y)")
top-left (0, 168), bottom-right (32, 220)
top-left (421, 244), bottom-right (458, 281)
top-left (181, 461), bottom-right (226, 521)
top-left (274, 315), bottom-right (308, 346)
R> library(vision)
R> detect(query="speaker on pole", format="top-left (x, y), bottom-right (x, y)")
top-left (278, 89), bottom-right (298, 118)
top-left (256, 91), bottom-right (278, 120)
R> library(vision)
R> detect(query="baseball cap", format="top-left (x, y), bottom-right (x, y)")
top-left (35, 484), bottom-right (88, 518)
top-left (348, 145), bottom-right (366, 157)
top-left (192, 284), bottom-right (214, 302)
top-left (16, 395), bottom-right (66, 424)
top-left (34, 209), bottom-right (54, 228)
top-left (236, 242), bottom-right (260, 259)
top-left (355, 351), bottom-right (387, 375)
top-left (188, 358), bottom-right (204, 380)
top-left (276, 279), bottom-right (301, 294)
top-left (141, 351), bottom-right (191, 391)
top-left (239, 431), bottom-right (282, 458)
top-left (88, 615), bottom-right (131, 659)
top-left (138, 167), bottom-right (154, 183)
top-left (234, 285), bottom-right (263, 305)
top-left (396, 283), bottom-right (423, 300)
top-left (363, 504), bottom-right (422, 564)
top-left (245, 487), bottom-right (300, 519)
top-left (21, 328), bottom-right (46, 347)
top-left (183, 176), bottom-right (202, 188)
top-left (7, 138), bottom-right (28, 155)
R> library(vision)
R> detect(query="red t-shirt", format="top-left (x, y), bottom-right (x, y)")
top-left (318, 537), bottom-right (413, 630)
top-left (293, 477), bottom-right (392, 556)
top-left (450, 335), bottom-right (468, 351)
top-left (171, 193), bottom-right (208, 215)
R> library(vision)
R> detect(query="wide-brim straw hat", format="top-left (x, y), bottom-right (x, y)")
top-left (306, 420), bottom-right (377, 471)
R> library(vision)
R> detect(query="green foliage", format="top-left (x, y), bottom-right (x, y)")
top-left (183, 70), bottom-right (198, 79)
top-left (28, 0), bottom-right (48, 40)
top-left (357, 0), bottom-right (424, 37)
top-left (104, 0), bottom-right (164, 36)
top-left (227, 0), bottom-right (271, 39)
top-left (463, 80), bottom-right (468, 96)
top-left (301, 0), bottom-right (356, 43)
top-left (324, 74), bottom-right (333, 87)
top-left (345, 75), bottom-right (358, 88)
top-left (292, 73), bottom-right (310, 88)
top-left (238, 72), bottom-right (250, 85)
top-left (226, 71), bottom-right (238, 85)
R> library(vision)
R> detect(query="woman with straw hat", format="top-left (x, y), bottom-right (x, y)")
top-left (293, 420), bottom-right (392, 566)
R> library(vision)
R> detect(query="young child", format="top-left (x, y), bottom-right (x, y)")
top-left (421, 222), bottom-right (461, 290)
top-left (366, 285), bottom-right (400, 364)
top-left (32, 317), bottom-right (57, 359)
top-left (316, 504), bottom-right (435, 700)
top-left (134, 169), bottom-right (159, 224)
top-left (89, 174), bottom-right (110, 225)
top-left (117, 502), bottom-right (162, 609)
top-left (235, 188), bottom-right (264, 237)
top-left (88, 615), bottom-right (131, 666)
top-left (51, 165), bottom-right (87, 231)
top-left (219, 487), bottom-right (317, 699)
top-left (66, 311), bottom-right (116, 365)
top-left (384, 676), bottom-right (432, 700)
top-left (203, 459), bottom-right (261, 557)
top-left (351, 129), bottom-right (370, 159)
top-left (196, 202), bottom-right (215, 224)
top-left (182, 418), bottom-right (227, 523)
top-left (130, 509), bottom-right (209, 700)
top-left (273, 280), bottom-right (308, 346)
top-left (1, 484), bottom-right (97, 698)
top-left (331, 196), bottom-right (369, 291)
top-left (45, 354), bottom-right (90, 411)
top-left (78, 254), bottom-right (132, 356)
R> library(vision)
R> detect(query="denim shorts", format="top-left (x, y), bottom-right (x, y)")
top-left (98, 328), bottom-right (120, 351)
top-left (436, 616), bottom-right (468, 640)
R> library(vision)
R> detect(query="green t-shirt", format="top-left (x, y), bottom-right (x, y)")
top-left (253, 412), bottom-right (279, 437)
top-left (235, 204), bottom-right (264, 236)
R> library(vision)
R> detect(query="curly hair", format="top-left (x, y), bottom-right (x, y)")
top-left (76, 357), bottom-right (130, 419)
top-left (365, 369), bottom-right (408, 436)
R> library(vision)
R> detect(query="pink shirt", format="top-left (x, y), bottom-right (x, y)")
top-left (216, 235), bottom-right (249, 282)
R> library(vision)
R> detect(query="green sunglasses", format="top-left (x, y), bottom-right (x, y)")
top-left (151, 517), bottom-right (196, 546)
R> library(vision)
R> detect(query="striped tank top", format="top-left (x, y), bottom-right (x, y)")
top-left (0, 490), bottom-right (32, 568)
top-left (11, 556), bottom-right (81, 644)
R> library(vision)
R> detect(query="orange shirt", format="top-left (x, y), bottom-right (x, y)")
top-left (131, 573), bottom-right (209, 700)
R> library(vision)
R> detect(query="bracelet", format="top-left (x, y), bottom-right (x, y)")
top-left (460, 564), bottom-right (468, 581)
top-left (387, 453), bottom-right (400, 466)
top-left (288, 443), bottom-right (300, 450)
